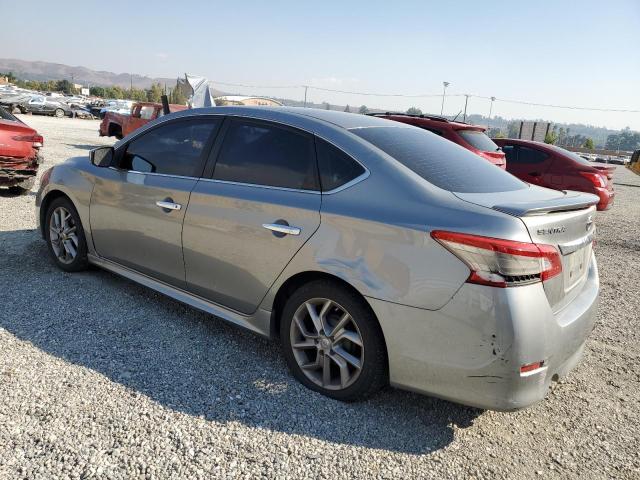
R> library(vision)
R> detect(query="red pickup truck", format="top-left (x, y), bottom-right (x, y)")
top-left (99, 101), bottom-right (187, 139)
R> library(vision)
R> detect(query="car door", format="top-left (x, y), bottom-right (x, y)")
top-left (504, 144), bottom-right (553, 186)
top-left (28, 96), bottom-right (45, 113)
top-left (90, 117), bottom-right (222, 288)
top-left (182, 118), bottom-right (321, 314)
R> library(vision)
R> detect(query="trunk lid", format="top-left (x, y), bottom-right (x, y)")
top-left (454, 186), bottom-right (598, 311)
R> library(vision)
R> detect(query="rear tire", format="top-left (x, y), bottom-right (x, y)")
top-left (280, 279), bottom-right (388, 402)
top-left (44, 196), bottom-right (89, 272)
top-left (54, 108), bottom-right (64, 118)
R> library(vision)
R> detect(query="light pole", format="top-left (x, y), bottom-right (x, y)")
top-left (488, 96), bottom-right (495, 120)
top-left (440, 81), bottom-right (450, 115)
top-left (462, 94), bottom-right (469, 122)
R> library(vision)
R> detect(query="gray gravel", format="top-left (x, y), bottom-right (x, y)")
top-left (1, 115), bottom-right (639, 479)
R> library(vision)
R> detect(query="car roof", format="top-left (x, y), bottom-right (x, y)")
top-left (371, 113), bottom-right (485, 131)
top-left (168, 106), bottom-right (407, 131)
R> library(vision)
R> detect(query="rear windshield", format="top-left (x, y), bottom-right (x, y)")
top-left (458, 129), bottom-right (500, 152)
top-left (351, 126), bottom-right (526, 193)
top-left (546, 144), bottom-right (593, 166)
top-left (0, 106), bottom-right (18, 122)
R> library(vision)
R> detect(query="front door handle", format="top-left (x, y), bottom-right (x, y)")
top-left (262, 223), bottom-right (301, 236)
top-left (156, 200), bottom-right (182, 211)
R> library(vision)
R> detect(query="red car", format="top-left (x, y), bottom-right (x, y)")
top-left (494, 139), bottom-right (615, 211)
top-left (0, 106), bottom-right (44, 193)
top-left (371, 113), bottom-right (506, 168)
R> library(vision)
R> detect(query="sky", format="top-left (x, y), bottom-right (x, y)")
top-left (1, 0), bottom-right (639, 130)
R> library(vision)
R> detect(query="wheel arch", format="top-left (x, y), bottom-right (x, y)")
top-left (269, 271), bottom-right (388, 359)
top-left (39, 190), bottom-right (73, 238)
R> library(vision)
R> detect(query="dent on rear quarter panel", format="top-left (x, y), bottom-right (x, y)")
top-left (261, 211), bottom-right (470, 311)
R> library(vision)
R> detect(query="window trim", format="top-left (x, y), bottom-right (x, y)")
top-left (112, 112), bottom-right (370, 192)
top-left (112, 116), bottom-right (222, 178)
top-left (206, 116), bottom-right (321, 192)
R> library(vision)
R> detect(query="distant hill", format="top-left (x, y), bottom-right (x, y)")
top-left (0, 58), bottom-right (177, 89)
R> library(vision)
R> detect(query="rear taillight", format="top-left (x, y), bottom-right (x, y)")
top-left (12, 134), bottom-right (44, 147)
top-left (580, 171), bottom-right (607, 188)
top-left (431, 231), bottom-right (562, 288)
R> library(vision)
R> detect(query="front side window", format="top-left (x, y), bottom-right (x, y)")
top-left (120, 119), bottom-right (220, 177)
top-left (517, 146), bottom-right (549, 164)
top-left (212, 120), bottom-right (318, 191)
top-left (351, 126), bottom-right (526, 193)
top-left (316, 138), bottom-right (365, 191)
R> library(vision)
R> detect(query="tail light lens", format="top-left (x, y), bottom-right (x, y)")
top-left (12, 134), bottom-right (44, 147)
top-left (431, 231), bottom-right (562, 288)
top-left (580, 171), bottom-right (607, 188)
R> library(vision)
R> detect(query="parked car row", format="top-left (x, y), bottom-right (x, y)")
top-left (0, 106), bottom-right (44, 193)
top-left (36, 106), bottom-right (600, 411)
top-left (364, 112), bottom-right (615, 211)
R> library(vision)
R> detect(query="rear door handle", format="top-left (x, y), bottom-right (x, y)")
top-left (262, 223), bottom-right (301, 236)
top-left (156, 200), bottom-right (182, 211)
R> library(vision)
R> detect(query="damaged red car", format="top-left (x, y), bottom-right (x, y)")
top-left (0, 107), bottom-right (43, 193)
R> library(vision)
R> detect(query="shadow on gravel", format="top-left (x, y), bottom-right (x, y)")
top-left (0, 188), bottom-right (34, 198)
top-left (0, 228), bottom-right (481, 455)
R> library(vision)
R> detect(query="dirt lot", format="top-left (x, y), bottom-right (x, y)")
top-left (1, 115), bottom-right (639, 479)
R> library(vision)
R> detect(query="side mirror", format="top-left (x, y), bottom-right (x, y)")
top-left (90, 146), bottom-right (114, 167)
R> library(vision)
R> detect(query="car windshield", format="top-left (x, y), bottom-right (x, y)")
top-left (457, 129), bottom-right (500, 152)
top-left (351, 126), bottom-right (526, 193)
top-left (546, 144), bottom-right (594, 166)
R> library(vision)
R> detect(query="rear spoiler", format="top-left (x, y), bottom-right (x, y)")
top-left (493, 192), bottom-right (599, 216)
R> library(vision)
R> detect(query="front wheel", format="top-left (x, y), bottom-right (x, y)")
top-left (44, 197), bottom-right (89, 272)
top-left (280, 280), bottom-right (388, 401)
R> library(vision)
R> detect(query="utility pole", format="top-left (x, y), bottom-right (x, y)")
top-left (488, 96), bottom-right (495, 120)
top-left (440, 81), bottom-right (450, 115)
top-left (463, 94), bottom-right (469, 122)
top-left (303, 86), bottom-right (308, 107)
top-left (130, 73), bottom-right (133, 92)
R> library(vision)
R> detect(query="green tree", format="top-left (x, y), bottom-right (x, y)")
top-left (55, 79), bottom-right (76, 94)
top-left (358, 105), bottom-right (369, 114)
top-left (89, 86), bottom-right (106, 97)
top-left (344, 104), bottom-right (351, 113)
top-left (584, 138), bottom-right (595, 150)
top-left (147, 82), bottom-right (163, 102)
top-left (544, 131), bottom-right (558, 144)
top-left (406, 107), bottom-right (422, 115)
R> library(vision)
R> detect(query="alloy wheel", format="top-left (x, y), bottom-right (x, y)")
top-left (49, 206), bottom-right (79, 264)
top-left (290, 298), bottom-right (364, 390)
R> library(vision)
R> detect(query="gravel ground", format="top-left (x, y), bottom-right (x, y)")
top-left (1, 115), bottom-right (639, 480)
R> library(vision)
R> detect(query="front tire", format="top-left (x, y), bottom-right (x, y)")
top-left (44, 197), bottom-right (89, 272)
top-left (280, 279), bottom-right (388, 401)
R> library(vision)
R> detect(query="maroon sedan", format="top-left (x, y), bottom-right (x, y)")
top-left (494, 139), bottom-right (615, 211)
top-left (0, 107), bottom-right (43, 193)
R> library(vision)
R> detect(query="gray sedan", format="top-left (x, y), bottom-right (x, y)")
top-left (36, 107), bottom-right (599, 410)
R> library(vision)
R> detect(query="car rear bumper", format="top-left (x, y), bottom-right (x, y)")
top-left (368, 253), bottom-right (599, 411)
top-left (0, 154), bottom-right (42, 186)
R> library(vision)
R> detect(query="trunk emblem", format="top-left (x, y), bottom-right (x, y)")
top-left (537, 226), bottom-right (566, 235)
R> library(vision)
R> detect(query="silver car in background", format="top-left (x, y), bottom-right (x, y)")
top-left (36, 107), bottom-right (599, 410)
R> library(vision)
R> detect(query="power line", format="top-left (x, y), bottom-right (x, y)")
top-left (209, 80), bottom-right (639, 113)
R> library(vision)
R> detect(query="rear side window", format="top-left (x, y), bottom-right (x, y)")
top-left (517, 146), bottom-right (549, 164)
top-left (316, 139), bottom-right (365, 191)
top-left (121, 119), bottom-right (220, 177)
top-left (458, 129), bottom-right (500, 152)
top-left (213, 120), bottom-right (318, 191)
top-left (351, 127), bottom-right (526, 193)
